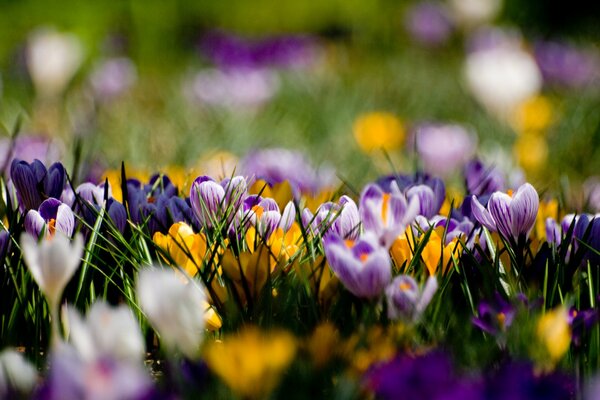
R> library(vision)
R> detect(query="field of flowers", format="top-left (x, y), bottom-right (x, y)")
top-left (0, 0), bottom-right (599, 399)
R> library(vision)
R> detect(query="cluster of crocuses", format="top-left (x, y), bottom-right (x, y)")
top-left (6, 152), bottom-right (600, 398)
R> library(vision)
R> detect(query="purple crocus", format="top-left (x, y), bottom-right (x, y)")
top-left (385, 275), bottom-right (438, 322)
top-left (534, 40), bottom-right (600, 89)
top-left (323, 232), bottom-right (391, 300)
top-left (189, 175), bottom-right (247, 230)
top-left (405, 2), bottom-right (454, 47)
top-left (74, 182), bottom-right (128, 235)
top-left (464, 158), bottom-right (505, 197)
top-left (89, 57), bottom-right (137, 101)
top-left (377, 173), bottom-right (446, 216)
top-left (414, 123), bottom-right (476, 177)
top-left (472, 293), bottom-right (516, 337)
top-left (360, 182), bottom-right (419, 248)
top-left (10, 159), bottom-right (66, 212)
top-left (243, 196), bottom-right (296, 239)
top-left (25, 198), bottom-right (74, 238)
top-left (471, 182), bottom-right (539, 243)
top-left (302, 195), bottom-right (360, 240)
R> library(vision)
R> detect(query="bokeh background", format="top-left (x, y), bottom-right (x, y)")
top-left (0, 0), bottom-right (599, 195)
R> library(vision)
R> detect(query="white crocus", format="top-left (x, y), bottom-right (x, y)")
top-left (20, 233), bottom-right (84, 346)
top-left (0, 349), bottom-right (38, 398)
top-left (137, 267), bottom-right (206, 359)
top-left (27, 28), bottom-right (83, 97)
top-left (465, 43), bottom-right (542, 120)
top-left (449, 0), bottom-right (502, 26)
top-left (65, 301), bottom-right (145, 364)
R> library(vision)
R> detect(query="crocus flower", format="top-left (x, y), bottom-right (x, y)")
top-left (464, 35), bottom-right (542, 119)
top-left (137, 268), bottom-right (206, 359)
top-left (323, 232), bottom-right (391, 300)
top-left (0, 135), bottom-right (63, 174)
top-left (406, 184), bottom-right (439, 219)
top-left (243, 196), bottom-right (295, 240)
top-left (353, 112), bottom-right (405, 154)
top-left (463, 158), bottom-right (505, 197)
top-left (20, 233), bottom-right (84, 346)
top-left (153, 222), bottom-right (208, 277)
top-left (472, 293), bottom-right (516, 337)
top-left (404, 2), bottom-right (453, 47)
top-left (25, 198), bottom-right (75, 238)
top-left (385, 275), bottom-right (438, 322)
top-left (471, 182), bottom-right (539, 243)
top-left (360, 182), bottom-right (419, 248)
top-left (27, 27), bottom-right (83, 97)
top-left (569, 305), bottom-right (599, 348)
top-left (414, 123), bottom-right (476, 177)
top-left (534, 40), bottom-right (600, 89)
top-left (419, 227), bottom-right (463, 275)
top-left (302, 195), bottom-right (360, 240)
top-left (376, 173), bottom-right (446, 216)
top-left (89, 57), bottom-right (137, 101)
top-left (0, 349), bottom-right (38, 399)
top-left (536, 306), bottom-right (571, 365)
top-left (10, 159), bottom-right (66, 212)
top-left (189, 175), bottom-right (247, 230)
top-left (65, 301), bottom-right (145, 364)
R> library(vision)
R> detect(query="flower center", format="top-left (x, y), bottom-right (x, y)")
top-left (381, 193), bottom-right (390, 224)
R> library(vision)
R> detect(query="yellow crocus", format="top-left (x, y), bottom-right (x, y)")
top-left (204, 327), bottom-right (297, 399)
top-left (513, 133), bottom-right (549, 174)
top-left (353, 112), bottom-right (405, 153)
top-left (153, 222), bottom-right (207, 277)
top-left (512, 95), bottom-right (553, 134)
top-left (420, 228), bottom-right (462, 276)
top-left (391, 229), bottom-right (415, 270)
top-left (249, 179), bottom-right (294, 211)
top-left (536, 306), bottom-right (571, 365)
top-left (535, 198), bottom-right (559, 241)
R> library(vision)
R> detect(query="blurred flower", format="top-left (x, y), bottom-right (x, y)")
top-left (513, 133), bottom-right (548, 174)
top-left (153, 222), bottom-right (207, 277)
top-left (536, 306), bottom-right (571, 365)
top-left (449, 0), bottom-right (502, 26)
top-left (196, 151), bottom-right (239, 181)
top-left (385, 275), bottom-right (438, 322)
top-left (405, 2), bottom-right (453, 47)
top-left (10, 159), bottom-right (66, 212)
top-left (390, 229), bottom-right (415, 269)
top-left (353, 112), bottom-right (405, 154)
top-left (534, 198), bottom-right (559, 241)
top-left (200, 30), bottom-right (318, 69)
top-left (584, 177), bottom-right (600, 213)
top-left (220, 247), bottom-right (272, 305)
top-left (414, 123), bottom-right (477, 177)
top-left (465, 38), bottom-right (542, 119)
top-left (137, 268), bottom-right (206, 359)
top-left (511, 95), bottom-right (554, 134)
top-left (241, 148), bottom-right (336, 195)
top-left (27, 27), bottom-right (83, 97)
top-left (365, 351), bottom-right (481, 400)
top-left (534, 40), bottom-right (600, 89)
top-left (64, 301), bottom-right (145, 364)
top-left (323, 232), bottom-right (391, 300)
top-left (90, 57), bottom-right (137, 101)
top-left (204, 327), bottom-right (297, 399)
top-left (185, 67), bottom-right (279, 109)
top-left (569, 305), bottom-right (599, 348)
top-left (25, 198), bottom-right (74, 239)
top-left (306, 323), bottom-right (341, 368)
top-left (0, 136), bottom-right (63, 174)
top-left (360, 182), bottom-right (419, 248)
top-left (472, 293), bottom-right (516, 337)
top-left (302, 195), bottom-right (360, 240)
top-left (463, 158), bottom-right (505, 197)
top-left (39, 345), bottom-right (153, 400)
top-left (0, 349), bottom-right (38, 399)
top-left (471, 182), bottom-right (539, 243)
top-left (20, 233), bottom-right (84, 346)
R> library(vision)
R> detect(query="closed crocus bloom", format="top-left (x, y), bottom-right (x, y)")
top-left (65, 301), bottom-right (145, 364)
top-left (464, 158), bottom-right (505, 197)
top-left (536, 306), bottom-right (571, 365)
top-left (471, 182), bottom-right (539, 242)
top-left (323, 232), bottom-right (391, 300)
top-left (303, 195), bottom-right (360, 240)
top-left (25, 198), bottom-right (75, 238)
top-left (10, 159), bottom-right (66, 212)
top-left (385, 275), bottom-right (438, 322)
top-left (0, 349), bottom-right (38, 398)
top-left (406, 184), bottom-right (438, 219)
top-left (415, 123), bottom-right (476, 177)
top-left (190, 176), bottom-right (225, 229)
top-left (360, 182), bottom-right (419, 248)
top-left (137, 268), bottom-right (206, 359)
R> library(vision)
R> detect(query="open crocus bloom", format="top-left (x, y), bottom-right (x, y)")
top-left (471, 182), bottom-right (539, 242)
top-left (323, 232), bottom-right (391, 300)
top-left (360, 182), bottom-right (419, 248)
top-left (25, 198), bottom-right (75, 239)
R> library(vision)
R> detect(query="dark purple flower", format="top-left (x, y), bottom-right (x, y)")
top-left (10, 159), bottom-right (66, 212)
top-left (569, 306), bottom-right (599, 348)
top-left (471, 183), bottom-right (539, 242)
top-left (570, 214), bottom-right (600, 266)
top-left (25, 198), bottom-right (74, 238)
top-left (405, 2), bottom-right (454, 47)
top-left (0, 230), bottom-right (9, 262)
top-left (323, 232), bottom-right (391, 300)
top-left (472, 293), bottom-right (516, 336)
top-left (365, 351), bottom-right (482, 400)
top-left (464, 159), bottom-right (505, 197)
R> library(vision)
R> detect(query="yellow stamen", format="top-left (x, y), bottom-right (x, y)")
top-left (381, 193), bottom-right (390, 224)
top-left (48, 219), bottom-right (56, 236)
top-left (399, 282), bottom-right (411, 291)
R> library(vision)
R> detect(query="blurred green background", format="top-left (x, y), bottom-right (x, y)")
top-left (0, 0), bottom-right (598, 192)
